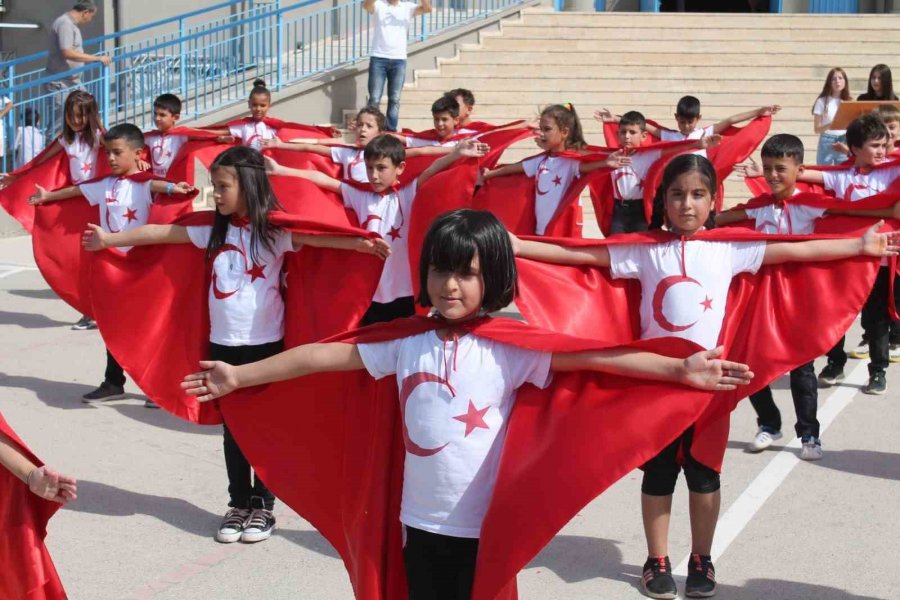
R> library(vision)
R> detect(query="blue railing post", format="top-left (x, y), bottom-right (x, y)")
top-left (179, 18), bottom-right (188, 107)
top-left (594, 0), bottom-right (606, 10)
top-left (420, 12), bottom-right (427, 42)
top-left (101, 67), bottom-right (111, 126)
top-left (553, 0), bottom-right (565, 11)
top-left (276, 0), bottom-right (284, 90)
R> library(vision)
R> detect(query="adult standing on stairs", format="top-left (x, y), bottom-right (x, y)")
top-left (364, 0), bottom-right (432, 132)
top-left (812, 67), bottom-right (851, 165)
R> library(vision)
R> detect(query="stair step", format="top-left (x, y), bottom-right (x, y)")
top-left (518, 10), bottom-right (898, 29)
top-left (496, 24), bottom-right (900, 41)
top-left (402, 90), bottom-right (816, 105)
top-left (431, 63), bottom-right (877, 79)
top-left (410, 77), bottom-right (832, 93)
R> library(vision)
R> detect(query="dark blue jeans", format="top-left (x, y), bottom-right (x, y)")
top-left (367, 56), bottom-right (407, 131)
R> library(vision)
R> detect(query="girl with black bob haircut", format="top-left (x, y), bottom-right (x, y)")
top-left (417, 208), bottom-right (517, 314)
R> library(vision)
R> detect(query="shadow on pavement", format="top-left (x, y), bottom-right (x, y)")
top-left (276, 528), bottom-right (341, 558)
top-left (0, 310), bottom-right (72, 328)
top-left (64, 480), bottom-right (221, 537)
top-left (526, 534), bottom-right (626, 582)
top-left (110, 404), bottom-right (221, 436)
top-left (712, 579), bottom-right (883, 600)
top-left (5, 288), bottom-right (61, 301)
top-left (0, 372), bottom-right (102, 410)
top-left (810, 448), bottom-right (900, 482)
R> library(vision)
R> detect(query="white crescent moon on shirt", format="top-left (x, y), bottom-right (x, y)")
top-left (399, 371), bottom-right (453, 457)
top-left (651, 275), bottom-right (704, 333)
top-left (211, 243), bottom-right (247, 300)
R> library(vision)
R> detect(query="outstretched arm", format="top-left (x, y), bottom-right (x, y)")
top-left (479, 161), bottom-right (526, 184)
top-left (579, 149), bottom-right (631, 174)
top-left (292, 233), bottom-right (391, 259)
top-left (512, 232), bottom-right (611, 267)
top-left (659, 133), bottom-right (722, 160)
top-left (0, 431), bottom-right (77, 504)
top-left (711, 105), bottom-right (781, 134)
top-left (763, 220), bottom-right (900, 264)
top-left (149, 180), bottom-right (196, 195)
top-left (417, 138), bottom-right (489, 188)
top-left (715, 208), bottom-right (749, 226)
top-left (261, 139), bottom-right (335, 156)
top-left (181, 342), bottom-right (365, 402)
top-left (551, 345), bottom-right (753, 391)
top-left (264, 157), bottom-right (342, 193)
top-left (28, 184), bottom-right (82, 205)
top-left (82, 223), bottom-right (192, 251)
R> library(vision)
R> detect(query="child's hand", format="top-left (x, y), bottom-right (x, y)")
top-left (172, 182), bottom-right (195, 195)
top-left (81, 223), bottom-right (109, 251)
top-left (355, 236), bottom-right (391, 259)
top-left (892, 201), bottom-right (900, 220)
top-left (508, 231), bottom-right (522, 256)
top-left (215, 135), bottom-right (236, 144)
top-left (860, 220), bottom-right (900, 257)
top-left (0, 173), bottom-right (13, 188)
top-left (758, 105), bottom-right (782, 117)
top-left (261, 138), bottom-right (284, 149)
top-left (525, 116), bottom-right (540, 132)
top-left (136, 158), bottom-right (151, 172)
top-left (831, 141), bottom-right (850, 155)
top-left (735, 157), bottom-right (763, 179)
top-left (27, 466), bottom-right (77, 505)
top-left (454, 138), bottom-right (490, 158)
top-left (476, 167), bottom-right (489, 188)
top-left (699, 134), bottom-right (722, 149)
top-left (682, 346), bottom-right (753, 391)
top-left (593, 108), bottom-right (617, 123)
top-left (181, 360), bottom-right (239, 402)
top-left (264, 156), bottom-right (284, 176)
top-left (604, 149), bottom-right (632, 169)
top-left (347, 119), bottom-right (358, 131)
top-left (28, 184), bottom-right (49, 205)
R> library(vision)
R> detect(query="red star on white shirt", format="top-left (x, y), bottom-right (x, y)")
top-left (245, 262), bottom-right (266, 282)
top-left (81, 162), bottom-right (93, 175)
top-left (453, 400), bottom-right (490, 437)
top-left (123, 208), bottom-right (138, 222)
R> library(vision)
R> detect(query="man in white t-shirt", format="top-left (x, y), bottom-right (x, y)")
top-left (364, 0), bottom-right (432, 132)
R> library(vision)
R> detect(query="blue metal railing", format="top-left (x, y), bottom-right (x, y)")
top-left (1, 0), bottom-right (526, 172)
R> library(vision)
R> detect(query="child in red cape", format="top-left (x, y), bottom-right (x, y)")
top-left (82, 145), bottom-right (390, 545)
top-left (0, 412), bottom-right (76, 600)
top-left (512, 154), bottom-right (900, 599)
top-left (263, 106), bottom-right (452, 185)
top-left (476, 103), bottom-right (629, 237)
top-left (181, 208), bottom-right (754, 600)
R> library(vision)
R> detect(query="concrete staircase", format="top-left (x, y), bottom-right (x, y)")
top-left (399, 9), bottom-right (900, 233)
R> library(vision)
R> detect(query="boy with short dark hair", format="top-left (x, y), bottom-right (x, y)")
top-left (392, 95), bottom-right (464, 147)
top-left (266, 134), bottom-right (489, 324)
top-left (448, 88), bottom-right (476, 128)
top-left (144, 93), bottom-right (231, 178)
top-left (29, 123), bottom-right (195, 403)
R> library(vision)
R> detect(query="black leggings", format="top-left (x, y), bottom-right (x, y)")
top-left (104, 349), bottom-right (126, 387)
top-left (404, 526), bottom-right (479, 600)
top-left (210, 340), bottom-right (284, 511)
top-left (641, 427), bottom-right (720, 496)
top-left (361, 295), bottom-right (415, 326)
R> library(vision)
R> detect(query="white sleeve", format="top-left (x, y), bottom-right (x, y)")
top-left (632, 149), bottom-right (664, 178)
top-left (186, 225), bottom-right (213, 249)
top-left (331, 146), bottom-right (351, 164)
top-left (405, 137), bottom-right (437, 148)
top-left (881, 165), bottom-right (900, 187)
top-left (794, 203), bottom-right (827, 221)
top-left (730, 241), bottom-right (766, 276)
top-left (659, 129), bottom-right (680, 142)
top-left (407, 1), bottom-right (418, 17)
top-left (228, 124), bottom-right (243, 140)
top-left (820, 170), bottom-right (845, 195)
top-left (744, 207), bottom-right (761, 220)
top-left (79, 180), bottom-right (108, 206)
top-left (607, 244), bottom-right (643, 280)
top-left (812, 97), bottom-right (826, 116)
top-left (357, 339), bottom-right (403, 380)
top-left (702, 125), bottom-right (715, 137)
top-left (501, 344), bottom-right (553, 390)
top-left (521, 155), bottom-right (542, 178)
top-left (340, 183), bottom-right (367, 216)
top-left (274, 229), bottom-right (295, 256)
top-left (401, 180), bottom-right (418, 207)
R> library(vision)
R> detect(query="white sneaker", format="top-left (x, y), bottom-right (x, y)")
top-left (216, 507), bottom-right (250, 543)
top-left (890, 344), bottom-right (900, 363)
top-left (748, 428), bottom-right (783, 452)
top-left (848, 340), bottom-right (869, 359)
top-left (241, 508), bottom-right (276, 543)
top-left (800, 437), bottom-right (824, 461)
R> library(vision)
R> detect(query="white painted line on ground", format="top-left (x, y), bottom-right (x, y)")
top-left (0, 264), bottom-right (37, 279)
top-left (674, 359), bottom-right (869, 576)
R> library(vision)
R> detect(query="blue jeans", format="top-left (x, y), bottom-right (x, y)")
top-left (367, 56), bottom-right (407, 132)
top-left (816, 132), bottom-right (847, 166)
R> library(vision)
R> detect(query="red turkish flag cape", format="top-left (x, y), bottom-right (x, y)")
top-left (471, 148), bottom-right (617, 238)
top-left (31, 171), bottom-right (197, 317)
top-left (0, 413), bottom-right (67, 600)
top-left (144, 127), bottom-right (229, 183)
top-left (219, 315), bottom-right (716, 600)
top-left (513, 226), bottom-right (887, 471)
top-left (88, 196), bottom-right (384, 424)
top-left (0, 138), bottom-right (111, 232)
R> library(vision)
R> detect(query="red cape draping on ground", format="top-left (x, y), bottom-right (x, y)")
top-left (0, 413), bottom-right (66, 600)
top-left (89, 196), bottom-right (384, 424)
top-left (220, 315), bottom-right (716, 600)
top-left (0, 139), bottom-right (111, 232)
top-left (471, 148), bottom-right (617, 238)
top-left (744, 157), bottom-right (900, 198)
top-left (31, 172), bottom-right (196, 317)
top-left (514, 224), bottom-right (889, 471)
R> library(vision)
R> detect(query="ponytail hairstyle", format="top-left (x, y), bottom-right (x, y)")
top-left (649, 154), bottom-right (718, 230)
top-left (540, 103), bottom-right (587, 151)
top-left (62, 90), bottom-right (102, 148)
top-left (206, 146), bottom-right (284, 264)
top-left (249, 78), bottom-right (272, 102)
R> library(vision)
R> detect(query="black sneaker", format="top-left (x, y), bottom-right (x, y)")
top-left (641, 555), bottom-right (677, 599)
top-left (241, 496), bottom-right (275, 543)
top-left (817, 362), bottom-right (845, 388)
top-left (863, 372), bottom-right (887, 395)
top-left (685, 553), bottom-right (716, 598)
top-left (81, 381), bottom-right (126, 402)
top-left (71, 316), bottom-right (97, 330)
top-left (215, 507), bottom-right (250, 543)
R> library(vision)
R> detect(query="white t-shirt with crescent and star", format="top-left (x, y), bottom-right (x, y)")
top-left (609, 239), bottom-right (766, 349)
top-left (521, 154), bottom-right (581, 235)
top-left (79, 176), bottom-right (154, 252)
top-left (330, 146), bottom-right (368, 184)
top-left (145, 132), bottom-right (188, 178)
top-left (186, 224), bottom-right (294, 346)
top-left (341, 180), bottom-right (417, 303)
top-left (659, 125), bottom-right (713, 158)
top-left (821, 165), bottom-right (900, 203)
top-left (745, 196), bottom-right (826, 235)
top-left (229, 120), bottom-right (278, 151)
top-left (611, 148), bottom-right (663, 200)
top-left (358, 331), bottom-right (552, 537)
top-left (59, 130), bottom-right (101, 183)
